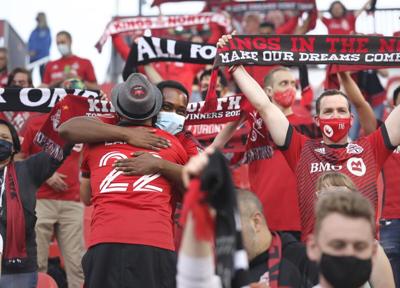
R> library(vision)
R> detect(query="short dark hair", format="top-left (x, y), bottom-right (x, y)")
top-left (57, 31), bottom-right (72, 42)
top-left (329, 1), bottom-right (347, 16)
top-left (157, 80), bottom-right (189, 99)
top-left (6, 67), bottom-right (33, 87)
top-left (260, 21), bottom-right (275, 31)
top-left (199, 68), bottom-right (227, 88)
top-left (315, 89), bottom-right (351, 115)
top-left (0, 119), bottom-right (21, 153)
top-left (393, 85), bottom-right (400, 106)
top-left (0, 47), bottom-right (7, 54)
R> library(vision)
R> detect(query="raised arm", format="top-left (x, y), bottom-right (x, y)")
top-left (59, 116), bottom-right (170, 150)
top-left (385, 102), bottom-right (400, 147)
top-left (230, 65), bottom-right (289, 146)
top-left (355, 0), bottom-right (372, 17)
top-left (338, 71), bottom-right (377, 135)
top-left (210, 115), bottom-right (246, 149)
top-left (143, 64), bottom-right (164, 84)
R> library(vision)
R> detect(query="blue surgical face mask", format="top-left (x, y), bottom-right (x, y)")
top-left (155, 111), bottom-right (185, 135)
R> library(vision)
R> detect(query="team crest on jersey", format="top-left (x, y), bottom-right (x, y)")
top-left (51, 109), bottom-right (61, 131)
top-left (346, 143), bottom-right (364, 155)
top-left (346, 157), bottom-right (366, 176)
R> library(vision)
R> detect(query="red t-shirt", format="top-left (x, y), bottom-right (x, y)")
top-left (0, 111), bottom-right (35, 135)
top-left (21, 113), bottom-right (81, 201)
top-left (381, 146), bottom-right (400, 219)
top-left (176, 130), bottom-right (203, 157)
top-left (81, 128), bottom-right (188, 250)
top-left (280, 125), bottom-right (395, 241)
top-left (245, 66), bottom-right (276, 88)
top-left (152, 62), bottom-right (204, 95)
top-left (43, 55), bottom-right (97, 85)
top-left (322, 13), bottom-right (356, 35)
top-left (243, 110), bottom-right (314, 232)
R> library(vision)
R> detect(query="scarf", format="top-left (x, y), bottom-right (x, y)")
top-left (153, 0), bottom-right (315, 11)
top-left (201, 150), bottom-right (249, 288)
top-left (123, 36), bottom-right (217, 80)
top-left (215, 35), bottom-right (400, 67)
top-left (0, 88), bottom-right (99, 113)
top-left (95, 13), bottom-right (231, 52)
top-left (267, 233), bottom-right (283, 288)
top-left (3, 162), bottom-right (28, 267)
top-left (180, 150), bottom-right (250, 288)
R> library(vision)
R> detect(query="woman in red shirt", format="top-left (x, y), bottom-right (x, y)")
top-left (320, 0), bottom-right (372, 35)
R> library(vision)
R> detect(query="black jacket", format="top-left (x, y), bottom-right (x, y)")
top-left (247, 233), bottom-right (319, 288)
top-left (1, 151), bottom-right (67, 274)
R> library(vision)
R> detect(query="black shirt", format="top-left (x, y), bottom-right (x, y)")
top-left (247, 233), bottom-right (319, 288)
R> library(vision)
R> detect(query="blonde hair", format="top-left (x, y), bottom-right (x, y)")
top-left (316, 172), bottom-right (357, 196)
top-left (314, 189), bottom-right (375, 236)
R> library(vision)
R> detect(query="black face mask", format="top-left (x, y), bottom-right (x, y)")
top-left (0, 139), bottom-right (13, 161)
top-left (320, 253), bottom-right (372, 288)
top-left (201, 90), bottom-right (221, 101)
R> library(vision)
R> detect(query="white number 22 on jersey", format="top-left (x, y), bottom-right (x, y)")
top-left (98, 151), bottom-right (162, 193)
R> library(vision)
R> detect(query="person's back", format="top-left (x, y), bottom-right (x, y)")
top-left (82, 128), bottom-right (188, 250)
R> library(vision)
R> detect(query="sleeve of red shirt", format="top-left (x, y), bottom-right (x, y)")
top-left (21, 120), bottom-right (36, 156)
top-left (177, 131), bottom-right (203, 158)
top-left (321, 17), bottom-right (330, 27)
top-left (276, 15), bottom-right (298, 35)
top-left (112, 34), bottom-right (131, 61)
top-left (277, 125), bottom-right (308, 171)
top-left (367, 124), bottom-right (396, 170)
top-left (83, 59), bottom-right (97, 83)
top-left (42, 61), bottom-right (53, 84)
top-left (208, 22), bottom-right (226, 44)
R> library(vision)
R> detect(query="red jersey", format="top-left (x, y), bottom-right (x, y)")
top-left (43, 55), bottom-right (97, 85)
top-left (0, 111), bottom-right (36, 135)
top-left (21, 113), bottom-right (81, 201)
top-left (152, 62), bottom-right (204, 95)
top-left (243, 110), bottom-right (314, 232)
top-left (280, 125), bottom-right (395, 241)
top-left (81, 128), bottom-right (188, 250)
top-left (245, 66), bottom-right (276, 87)
top-left (322, 13), bottom-right (356, 35)
top-left (382, 146), bottom-right (400, 219)
top-left (176, 130), bottom-right (202, 157)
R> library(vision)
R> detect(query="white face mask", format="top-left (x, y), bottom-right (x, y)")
top-left (155, 111), bottom-right (185, 135)
top-left (57, 44), bottom-right (71, 56)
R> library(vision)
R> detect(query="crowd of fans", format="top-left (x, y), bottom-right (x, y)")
top-left (0, 0), bottom-right (399, 287)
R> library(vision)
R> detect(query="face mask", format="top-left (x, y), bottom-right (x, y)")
top-left (201, 90), bottom-right (221, 101)
top-left (318, 117), bottom-right (351, 142)
top-left (155, 111), bottom-right (185, 135)
top-left (57, 44), bottom-right (71, 56)
top-left (320, 253), bottom-right (372, 288)
top-left (0, 139), bottom-right (13, 161)
top-left (272, 88), bottom-right (296, 108)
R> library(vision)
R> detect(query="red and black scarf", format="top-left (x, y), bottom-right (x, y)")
top-left (3, 162), bottom-right (28, 266)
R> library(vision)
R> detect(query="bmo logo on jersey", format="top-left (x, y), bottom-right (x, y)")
top-left (346, 157), bottom-right (366, 176)
top-left (310, 162), bottom-right (342, 173)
